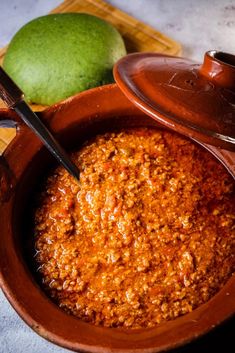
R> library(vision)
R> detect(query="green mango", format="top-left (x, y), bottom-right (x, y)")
top-left (3, 13), bottom-right (126, 105)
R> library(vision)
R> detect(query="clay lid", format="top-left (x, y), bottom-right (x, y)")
top-left (114, 51), bottom-right (235, 150)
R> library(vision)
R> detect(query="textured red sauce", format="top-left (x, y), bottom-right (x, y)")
top-left (34, 128), bottom-right (235, 328)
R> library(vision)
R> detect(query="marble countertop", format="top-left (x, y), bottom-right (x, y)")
top-left (0, 1), bottom-right (235, 352)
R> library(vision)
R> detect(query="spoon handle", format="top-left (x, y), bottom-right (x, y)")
top-left (0, 67), bottom-right (80, 181)
top-left (0, 66), bottom-right (23, 107)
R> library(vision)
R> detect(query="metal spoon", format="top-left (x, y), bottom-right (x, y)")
top-left (0, 67), bottom-right (80, 181)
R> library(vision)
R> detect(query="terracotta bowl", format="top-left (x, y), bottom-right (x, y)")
top-left (0, 84), bottom-right (234, 353)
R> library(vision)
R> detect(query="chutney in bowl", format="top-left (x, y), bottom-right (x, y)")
top-left (0, 84), bottom-right (235, 352)
top-left (33, 127), bottom-right (235, 329)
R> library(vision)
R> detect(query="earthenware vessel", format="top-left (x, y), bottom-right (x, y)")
top-left (0, 51), bottom-right (234, 352)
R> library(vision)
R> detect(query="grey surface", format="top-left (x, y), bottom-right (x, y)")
top-left (0, 0), bottom-right (235, 352)
top-left (1, 0), bottom-right (235, 60)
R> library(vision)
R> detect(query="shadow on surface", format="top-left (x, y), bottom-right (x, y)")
top-left (172, 316), bottom-right (235, 353)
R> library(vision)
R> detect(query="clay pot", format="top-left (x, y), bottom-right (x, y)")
top-left (0, 52), bottom-right (235, 353)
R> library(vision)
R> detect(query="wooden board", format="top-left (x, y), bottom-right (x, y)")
top-left (0, 0), bottom-right (181, 153)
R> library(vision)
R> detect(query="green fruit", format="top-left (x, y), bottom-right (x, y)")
top-left (3, 13), bottom-right (126, 105)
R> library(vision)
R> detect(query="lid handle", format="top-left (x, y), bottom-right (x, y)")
top-left (200, 50), bottom-right (235, 89)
